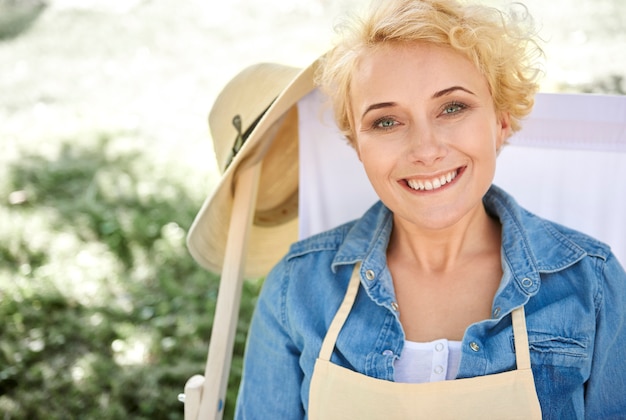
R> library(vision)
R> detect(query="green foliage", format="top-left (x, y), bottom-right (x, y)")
top-left (0, 135), bottom-right (260, 419)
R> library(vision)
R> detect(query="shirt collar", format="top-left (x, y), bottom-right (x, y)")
top-left (331, 200), bottom-right (393, 273)
top-left (485, 184), bottom-right (587, 275)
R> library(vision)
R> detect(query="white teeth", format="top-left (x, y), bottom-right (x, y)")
top-left (407, 169), bottom-right (458, 191)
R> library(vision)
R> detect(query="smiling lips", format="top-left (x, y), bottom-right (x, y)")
top-left (406, 169), bottom-right (459, 191)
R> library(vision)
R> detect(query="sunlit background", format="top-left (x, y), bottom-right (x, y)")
top-left (1, 0), bottom-right (624, 418)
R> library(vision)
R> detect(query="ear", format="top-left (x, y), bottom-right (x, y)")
top-left (496, 111), bottom-right (512, 150)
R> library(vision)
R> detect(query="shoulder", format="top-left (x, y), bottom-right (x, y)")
top-left (283, 200), bottom-right (391, 266)
top-left (257, 214), bottom-right (370, 346)
top-left (487, 185), bottom-right (614, 270)
top-left (539, 218), bottom-right (613, 261)
top-left (263, 221), bottom-right (355, 302)
top-left (285, 221), bottom-right (356, 262)
top-left (262, 200), bottom-right (391, 309)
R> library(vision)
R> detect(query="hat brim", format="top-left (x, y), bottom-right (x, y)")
top-left (187, 58), bottom-right (320, 279)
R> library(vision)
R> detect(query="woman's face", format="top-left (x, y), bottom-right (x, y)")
top-left (350, 42), bottom-right (510, 232)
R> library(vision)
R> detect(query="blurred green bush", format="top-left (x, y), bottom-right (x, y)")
top-left (0, 135), bottom-right (259, 419)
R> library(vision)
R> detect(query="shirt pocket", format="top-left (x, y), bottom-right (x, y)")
top-left (524, 331), bottom-right (590, 368)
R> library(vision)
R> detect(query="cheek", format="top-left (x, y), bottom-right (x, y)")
top-left (355, 135), bottom-right (376, 164)
top-left (468, 120), bottom-right (502, 154)
top-left (357, 145), bottom-right (377, 172)
top-left (356, 140), bottom-right (382, 174)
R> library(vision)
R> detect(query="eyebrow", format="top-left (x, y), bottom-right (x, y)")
top-left (360, 86), bottom-right (476, 119)
top-left (432, 86), bottom-right (476, 98)
top-left (361, 102), bottom-right (397, 119)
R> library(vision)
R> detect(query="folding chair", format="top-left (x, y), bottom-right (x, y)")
top-left (182, 60), bottom-right (626, 418)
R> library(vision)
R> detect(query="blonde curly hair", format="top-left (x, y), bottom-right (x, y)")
top-left (316, 0), bottom-right (544, 144)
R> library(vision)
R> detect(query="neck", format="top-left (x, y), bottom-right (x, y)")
top-left (387, 205), bottom-right (501, 274)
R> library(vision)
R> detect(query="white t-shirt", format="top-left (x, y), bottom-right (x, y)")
top-left (394, 339), bottom-right (462, 383)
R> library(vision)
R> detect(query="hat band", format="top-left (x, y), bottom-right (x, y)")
top-left (224, 100), bottom-right (275, 170)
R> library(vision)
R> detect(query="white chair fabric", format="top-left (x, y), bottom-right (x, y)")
top-left (298, 90), bottom-right (626, 266)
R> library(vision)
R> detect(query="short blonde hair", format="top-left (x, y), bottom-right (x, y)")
top-left (317, 0), bottom-right (544, 144)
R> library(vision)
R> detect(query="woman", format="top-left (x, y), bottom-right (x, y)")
top-left (235, 0), bottom-right (626, 418)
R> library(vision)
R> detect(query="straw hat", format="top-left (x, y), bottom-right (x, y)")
top-left (187, 58), bottom-right (320, 279)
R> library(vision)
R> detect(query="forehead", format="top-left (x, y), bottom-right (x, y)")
top-left (350, 42), bottom-right (488, 99)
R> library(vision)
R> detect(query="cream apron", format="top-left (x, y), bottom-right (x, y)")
top-left (309, 264), bottom-right (542, 419)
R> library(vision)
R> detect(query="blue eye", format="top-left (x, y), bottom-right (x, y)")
top-left (374, 118), bottom-right (396, 129)
top-left (442, 102), bottom-right (466, 115)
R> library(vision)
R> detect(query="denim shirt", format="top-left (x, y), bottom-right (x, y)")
top-left (235, 185), bottom-right (626, 419)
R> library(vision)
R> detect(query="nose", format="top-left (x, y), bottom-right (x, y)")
top-left (405, 126), bottom-right (447, 165)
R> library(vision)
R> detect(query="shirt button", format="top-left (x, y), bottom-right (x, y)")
top-left (521, 277), bottom-right (533, 288)
top-left (435, 343), bottom-right (444, 352)
top-left (390, 302), bottom-right (399, 311)
top-left (434, 365), bottom-right (444, 374)
top-left (365, 269), bottom-right (376, 281)
top-left (382, 349), bottom-right (394, 356)
top-left (493, 307), bottom-right (501, 318)
top-left (469, 342), bottom-right (480, 352)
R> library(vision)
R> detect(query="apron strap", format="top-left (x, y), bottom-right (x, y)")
top-left (511, 306), bottom-right (532, 370)
top-left (318, 263), bottom-right (362, 361)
